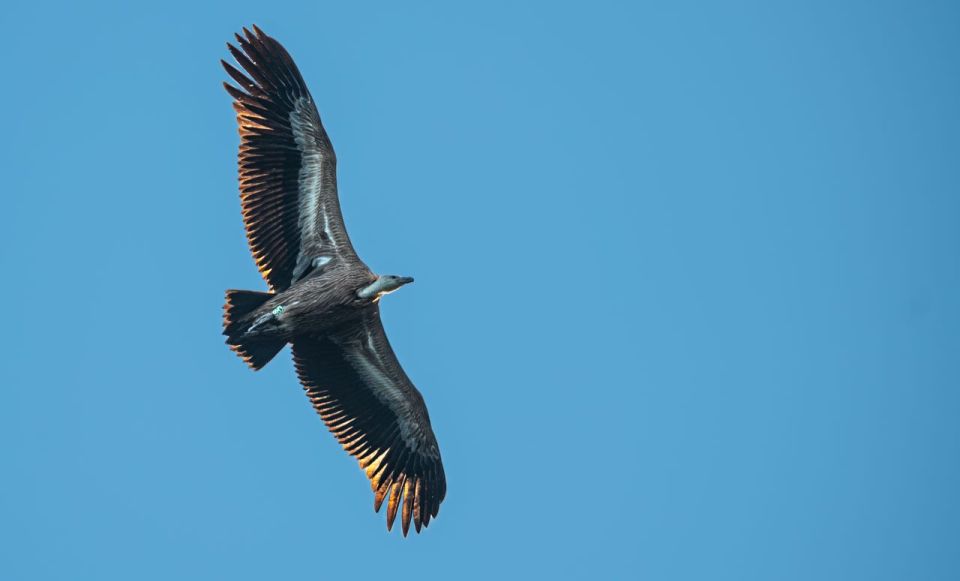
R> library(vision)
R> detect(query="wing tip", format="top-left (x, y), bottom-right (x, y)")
top-left (374, 472), bottom-right (443, 535)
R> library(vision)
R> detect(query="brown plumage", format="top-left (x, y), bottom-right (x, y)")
top-left (220, 25), bottom-right (445, 535)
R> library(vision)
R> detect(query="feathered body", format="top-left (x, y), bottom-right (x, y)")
top-left (226, 264), bottom-right (376, 342)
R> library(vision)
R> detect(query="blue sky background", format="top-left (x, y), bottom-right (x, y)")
top-left (2, 1), bottom-right (959, 579)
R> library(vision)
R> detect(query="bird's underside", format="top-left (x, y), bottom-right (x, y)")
top-left (220, 25), bottom-right (445, 535)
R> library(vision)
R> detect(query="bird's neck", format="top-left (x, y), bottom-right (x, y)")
top-left (358, 276), bottom-right (394, 299)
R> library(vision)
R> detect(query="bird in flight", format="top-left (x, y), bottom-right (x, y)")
top-left (220, 25), bottom-right (445, 535)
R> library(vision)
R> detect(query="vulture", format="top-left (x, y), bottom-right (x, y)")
top-left (220, 25), bottom-right (445, 535)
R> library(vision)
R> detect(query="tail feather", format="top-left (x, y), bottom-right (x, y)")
top-left (223, 289), bottom-right (285, 370)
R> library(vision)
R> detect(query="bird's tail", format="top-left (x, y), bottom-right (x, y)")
top-left (223, 289), bottom-right (286, 370)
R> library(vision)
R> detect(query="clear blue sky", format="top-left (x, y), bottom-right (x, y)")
top-left (2, 1), bottom-right (958, 579)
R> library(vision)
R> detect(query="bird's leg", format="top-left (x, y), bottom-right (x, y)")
top-left (311, 256), bottom-right (332, 271)
top-left (247, 304), bottom-right (286, 336)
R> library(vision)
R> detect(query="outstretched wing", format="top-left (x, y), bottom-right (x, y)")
top-left (292, 308), bottom-right (446, 535)
top-left (222, 26), bottom-right (359, 292)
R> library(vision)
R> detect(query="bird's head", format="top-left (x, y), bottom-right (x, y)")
top-left (358, 274), bottom-right (415, 301)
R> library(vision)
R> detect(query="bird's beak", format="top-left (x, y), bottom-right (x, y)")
top-left (399, 276), bottom-right (415, 285)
